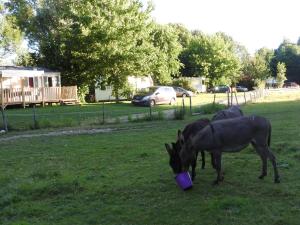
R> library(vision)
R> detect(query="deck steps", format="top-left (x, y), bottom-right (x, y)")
top-left (59, 100), bottom-right (81, 106)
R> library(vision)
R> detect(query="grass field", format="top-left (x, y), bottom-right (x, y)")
top-left (1, 98), bottom-right (300, 225)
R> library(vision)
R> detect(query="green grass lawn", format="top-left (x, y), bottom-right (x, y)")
top-left (1, 100), bottom-right (300, 225)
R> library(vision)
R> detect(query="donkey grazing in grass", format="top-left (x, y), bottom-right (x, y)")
top-left (165, 118), bottom-right (210, 180)
top-left (165, 106), bottom-right (243, 180)
top-left (178, 115), bottom-right (280, 184)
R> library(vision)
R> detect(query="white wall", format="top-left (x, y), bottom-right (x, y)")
top-left (184, 77), bottom-right (206, 93)
top-left (95, 76), bottom-right (153, 101)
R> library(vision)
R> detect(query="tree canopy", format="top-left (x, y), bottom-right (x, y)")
top-left (180, 33), bottom-right (241, 86)
top-left (5, 0), bottom-right (182, 98)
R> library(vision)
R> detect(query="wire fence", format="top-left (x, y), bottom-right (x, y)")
top-left (0, 89), bottom-right (267, 132)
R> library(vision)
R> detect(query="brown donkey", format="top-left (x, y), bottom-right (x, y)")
top-left (178, 115), bottom-right (280, 184)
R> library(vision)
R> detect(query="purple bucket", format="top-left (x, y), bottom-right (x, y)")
top-left (175, 172), bottom-right (193, 190)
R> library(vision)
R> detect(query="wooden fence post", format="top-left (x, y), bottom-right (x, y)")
top-left (189, 96), bottom-right (192, 115)
top-left (33, 104), bottom-right (38, 129)
top-left (1, 107), bottom-right (8, 132)
top-left (234, 92), bottom-right (239, 105)
top-left (1, 77), bottom-right (4, 109)
top-left (182, 96), bottom-right (185, 115)
top-left (227, 92), bottom-right (230, 107)
top-left (213, 93), bottom-right (216, 104)
top-left (22, 78), bottom-right (26, 108)
top-left (149, 102), bottom-right (152, 120)
top-left (42, 87), bottom-right (45, 107)
top-left (102, 101), bottom-right (105, 124)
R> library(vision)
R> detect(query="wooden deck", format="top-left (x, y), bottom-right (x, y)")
top-left (0, 86), bottom-right (78, 108)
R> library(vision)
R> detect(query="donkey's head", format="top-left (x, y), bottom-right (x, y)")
top-left (165, 142), bottom-right (182, 174)
top-left (177, 129), bottom-right (195, 172)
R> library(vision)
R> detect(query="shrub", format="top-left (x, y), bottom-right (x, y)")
top-left (197, 103), bottom-right (226, 114)
top-left (172, 78), bottom-right (196, 92)
top-left (174, 107), bottom-right (185, 120)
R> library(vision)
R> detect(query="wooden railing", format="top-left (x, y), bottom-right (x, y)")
top-left (1, 86), bottom-right (77, 107)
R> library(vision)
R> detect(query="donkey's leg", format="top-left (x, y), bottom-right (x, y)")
top-left (213, 152), bottom-right (223, 185)
top-left (191, 153), bottom-right (198, 181)
top-left (210, 153), bottom-right (216, 169)
top-left (266, 148), bottom-right (280, 183)
top-left (200, 150), bottom-right (205, 169)
top-left (252, 145), bottom-right (268, 179)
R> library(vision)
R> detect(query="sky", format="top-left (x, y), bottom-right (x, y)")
top-left (141, 0), bottom-right (300, 54)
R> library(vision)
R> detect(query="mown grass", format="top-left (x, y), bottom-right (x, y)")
top-left (1, 100), bottom-right (300, 225)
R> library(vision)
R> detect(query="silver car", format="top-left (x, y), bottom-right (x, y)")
top-left (131, 86), bottom-right (177, 106)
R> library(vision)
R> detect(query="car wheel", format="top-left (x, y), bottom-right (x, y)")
top-left (169, 98), bottom-right (176, 105)
top-left (150, 100), bottom-right (155, 107)
top-left (182, 93), bottom-right (187, 98)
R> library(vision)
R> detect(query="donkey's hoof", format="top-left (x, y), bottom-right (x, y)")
top-left (212, 180), bottom-right (219, 185)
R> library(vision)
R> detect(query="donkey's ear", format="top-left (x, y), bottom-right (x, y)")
top-left (165, 143), bottom-right (173, 155)
top-left (177, 129), bottom-right (182, 139)
top-left (171, 142), bottom-right (177, 149)
top-left (177, 130), bottom-right (185, 146)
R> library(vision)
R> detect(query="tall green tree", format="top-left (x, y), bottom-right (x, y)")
top-left (0, 1), bottom-right (23, 65)
top-left (243, 48), bottom-right (274, 88)
top-left (180, 33), bottom-right (241, 87)
top-left (276, 62), bottom-right (287, 87)
top-left (272, 41), bottom-right (300, 84)
top-left (6, 0), bottom-right (176, 99)
top-left (149, 23), bottom-right (182, 83)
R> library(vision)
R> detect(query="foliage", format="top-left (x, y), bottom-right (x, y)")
top-left (168, 23), bottom-right (192, 49)
top-left (0, 2), bottom-right (23, 65)
top-left (276, 62), bottom-right (287, 87)
top-left (5, 0), bottom-right (182, 98)
top-left (197, 102), bottom-right (226, 114)
top-left (117, 80), bottom-right (135, 100)
top-left (149, 23), bottom-right (182, 84)
top-left (173, 106), bottom-right (185, 120)
top-left (272, 41), bottom-right (300, 84)
top-left (180, 33), bottom-right (241, 87)
top-left (243, 48), bottom-right (274, 88)
top-left (171, 77), bottom-right (195, 92)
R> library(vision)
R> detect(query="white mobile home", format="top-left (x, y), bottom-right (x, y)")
top-left (0, 66), bottom-right (78, 108)
top-left (95, 75), bottom-right (153, 101)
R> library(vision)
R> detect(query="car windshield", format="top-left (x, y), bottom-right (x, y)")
top-left (136, 87), bottom-right (158, 95)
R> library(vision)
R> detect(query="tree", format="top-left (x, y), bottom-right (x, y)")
top-left (149, 23), bottom-right (182, 83)
top-left (272, 41), bottom-right (300, 84)
top-left (276, 62), bottom-right (287, 87)
top-left (168, 23), bottom-right (192, 49)
top-left (243, 48), bottom-right (274, 88)
top-left (0, 1), bottom-right (23, 65)
top-left (5, 0), bottom-right (166, 99)
top-left (180, 33), bottom-right (241, 87)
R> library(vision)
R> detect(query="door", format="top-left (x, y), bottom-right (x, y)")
top-left (154, 88), bottom-right (164, 104)
top-left (29, 77), bottom-right (34, 88)
top-left (48, 77), bottom-right (53, 87)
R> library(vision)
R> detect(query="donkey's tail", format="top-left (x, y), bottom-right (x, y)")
top-left (268, 123), bottom-right (272, 147)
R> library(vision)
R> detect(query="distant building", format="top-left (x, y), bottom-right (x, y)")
top-left (95, 75), bottom-right (153, 101)
top-left (0, 66), bottom-right (77, 107)
top-left (266, 77), bottom-right (277, 88)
